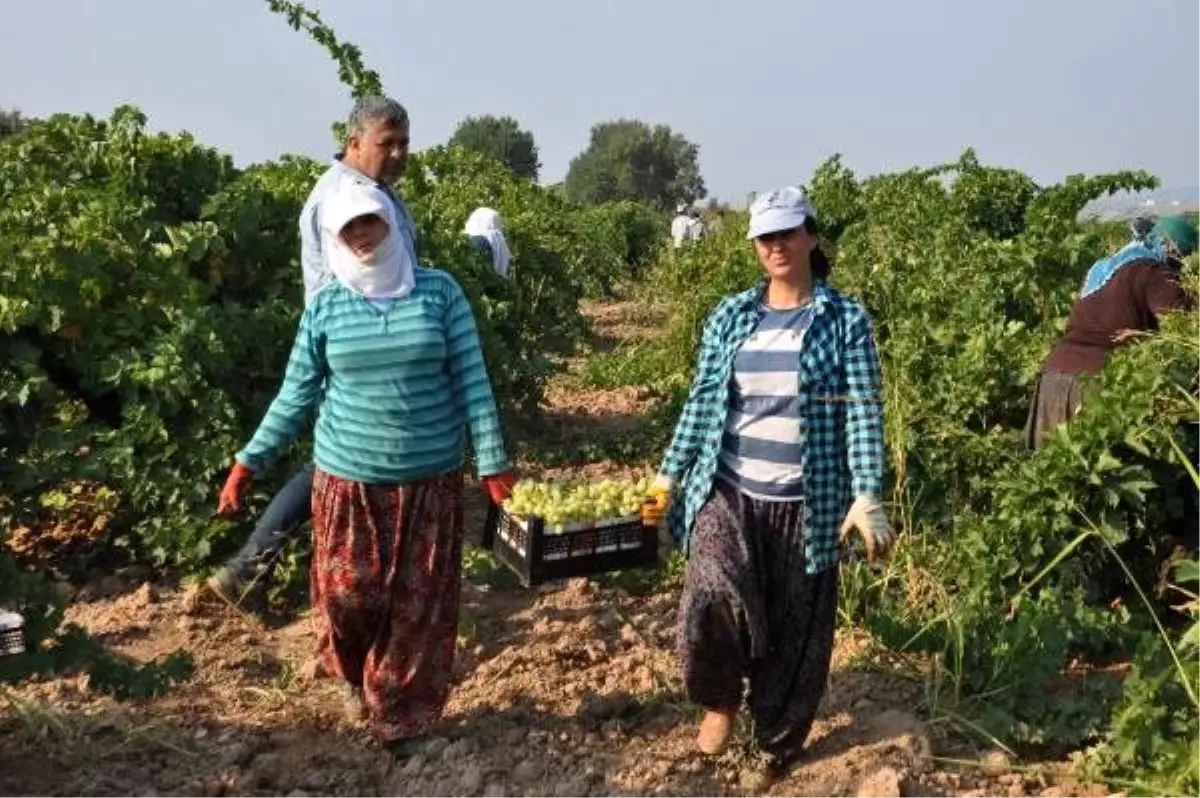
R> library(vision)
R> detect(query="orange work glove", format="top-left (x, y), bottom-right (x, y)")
top-left (217, 462), bottom-right (255, 518)
top-left (482, 472), bottom-right (516, 505)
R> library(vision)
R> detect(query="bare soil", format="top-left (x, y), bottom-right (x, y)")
top-left (0, 574), bottom-right (1111, 797)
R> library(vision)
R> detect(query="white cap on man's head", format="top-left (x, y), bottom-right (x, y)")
top-left (747, 186), bottom-right (815, 240)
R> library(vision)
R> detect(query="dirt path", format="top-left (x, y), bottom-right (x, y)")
top-left (0, 299), bottom-right (1112, 797)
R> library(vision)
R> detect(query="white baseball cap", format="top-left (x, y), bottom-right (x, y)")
top-left (747, 186), bottom-right (815, 240)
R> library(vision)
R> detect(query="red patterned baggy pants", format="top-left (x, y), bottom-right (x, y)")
top-left (310, 468), bottom-right (464, 742)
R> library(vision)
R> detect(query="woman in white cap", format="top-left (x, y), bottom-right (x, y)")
top-left (464, 206), bottom-right (512, 278)
top-left (217, 181), bottom-right (515, 748)
top-left (642, 187), bottom-right (894, 774)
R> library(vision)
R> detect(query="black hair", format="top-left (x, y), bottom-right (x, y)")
top-left (804, 216), bottom-right (832, 281)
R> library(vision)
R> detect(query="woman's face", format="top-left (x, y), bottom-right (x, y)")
top-left (340, 214), bottom-right (389, 260)
top-left (753, 225), bottom-right (816, 281)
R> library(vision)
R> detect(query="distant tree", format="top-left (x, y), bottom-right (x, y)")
top-left (564, 119), bottom-right (705, 212)
top-left (0, 108), bottom-right (27, 138)
top-left (449, 115), bottom-right (540, 180)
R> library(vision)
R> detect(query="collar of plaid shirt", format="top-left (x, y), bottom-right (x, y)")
top-left (658, 279), bottom-right (886, 574)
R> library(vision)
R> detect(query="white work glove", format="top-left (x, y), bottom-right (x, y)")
top-left (838, 495), bottom-right (895, 564)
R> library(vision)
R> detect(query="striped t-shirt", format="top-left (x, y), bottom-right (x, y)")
top-left (715, 302), bottom-right (815, 501)
top-left (236, 268), bottom-right (509, 484)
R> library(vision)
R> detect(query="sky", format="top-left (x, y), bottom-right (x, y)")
top-left (1, 0), bottom-right (1196, 203)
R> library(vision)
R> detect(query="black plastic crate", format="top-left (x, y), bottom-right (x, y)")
top-left (481, 503), bottom-right (659, 587)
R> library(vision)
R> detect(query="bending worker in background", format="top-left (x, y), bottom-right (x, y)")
top-left (464, 206), bottom-right (512, 278)
top-left (642, 186), bottom-right (894, 778)
top-left (208, 96), bottom-right (420, 607)
top-left (1025, 214), bottom-right (1197, 450)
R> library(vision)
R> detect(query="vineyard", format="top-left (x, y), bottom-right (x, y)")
top-left (2, 8), bottom-right (1199, 798)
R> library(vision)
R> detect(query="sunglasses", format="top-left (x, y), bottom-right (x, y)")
top-left (755, 227), bottom-right (802, 245)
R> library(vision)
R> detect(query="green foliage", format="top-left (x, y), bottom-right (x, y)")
top-left (569, 201), bottom-right (668, 296)
top-left (564, 119), bottom-right (706, 212)
top-left (0, 107), bottom-right (261, 572)
top-left (1081, 557), bottom-right (1199, 795)
top-left (262, 0), bottom-right (383, 97)
top-left (262, 0), bottom-right (384, 141)
top-left (449, 115), bottom-right (541, 180)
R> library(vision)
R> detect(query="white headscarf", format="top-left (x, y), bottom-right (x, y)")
top-left (464, 206), bottom-right (512, 278)
top-left (322, 183), bottom-right (415, 299)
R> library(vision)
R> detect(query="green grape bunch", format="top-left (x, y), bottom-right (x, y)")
top-left (504, 477), bottom-right (653, 534)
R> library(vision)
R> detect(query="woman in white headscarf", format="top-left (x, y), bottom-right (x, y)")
top-left (464, 206), bottom-right (512, 278)
top-left (217, 182), bottom-right (515, 748)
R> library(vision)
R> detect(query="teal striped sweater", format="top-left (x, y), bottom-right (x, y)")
top-left (236, 268), bottom-right (509, 483)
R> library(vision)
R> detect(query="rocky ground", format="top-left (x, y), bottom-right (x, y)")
top-left (0, 570), bottom-right (1116, 797)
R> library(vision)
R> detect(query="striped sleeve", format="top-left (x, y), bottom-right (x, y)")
top-left (236, 304), bottom-right (327, 474)
top-left (443, 277), bottom-right (509, 477)
top-left (842, 307), bottom-right (885, 497)
top-left (659, 298), bottom-right (731, 482)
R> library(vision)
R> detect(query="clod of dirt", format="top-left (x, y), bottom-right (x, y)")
top-left (483, 782), bottom-right (507, 797)
top-left (856, 766), bottom-right (903, 798)
top-left (181, 584), bottom-right (209, 615)
top-left (296, 657), bottom-right (323, 681)
top-left (133, 582), bottom-right (158, 606)
top-left (740, 762), bottom-right (775, 794)
top-left (218, 740), bottom-right (258, 769)
top-left (422, 736), bottom-right (450, 759)
top-left (512, 758), bottom-right (541, 784)
top-left (556, 776), bottom-right (591, 797)
top-left (868, 709), bottom-right (928, 740)
top-left (442, 737), bottom-right (479, 764)
top-left (399, 753), bottom-right (427, 778)
top-left (981, 749), bottom-right (1012, 777)
top-left (562, 577), bottom-right (594, 600)
top-left (250, 751), bottom-right (296, 792)
top-left (575, 691), bottom-right (636, 726)
top-left (459, 763), bottom-right (484, 794)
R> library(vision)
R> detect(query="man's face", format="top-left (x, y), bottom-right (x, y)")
top-left (346, 119), bottom-right (410, 183)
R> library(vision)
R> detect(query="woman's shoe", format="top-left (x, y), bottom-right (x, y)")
top-left (697, 707), bottom-right (737, 755)
top-left (342, 683), bottom-right (366, 722)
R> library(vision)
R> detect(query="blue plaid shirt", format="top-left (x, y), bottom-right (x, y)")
top-left (659, 280), bottom-right (886, 573)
